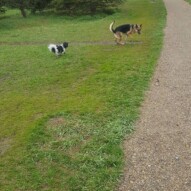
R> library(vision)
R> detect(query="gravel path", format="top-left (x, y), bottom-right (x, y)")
top-left (118, 0), bottom-right (191, 190)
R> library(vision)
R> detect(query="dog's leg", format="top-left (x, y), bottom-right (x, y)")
top-left (125, 31), bottom-right (134, 44)
top-left (125, 34), bottom-right (130, 42)
top-left (56, 52), bottom-right (60, 56)
top-left (114, 32), bottom-right (124, 45)
top-left (114, 33), bottom-right (120, 44)
top-left (126, 31), bottom-right (133, 38)
top-left (118, 32), bottom-right (125, 45)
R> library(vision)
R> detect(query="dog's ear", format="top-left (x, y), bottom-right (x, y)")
top-left (140, 24), bottom-right (142, 28)
top-left (63, 42), bottom-right (68, 48)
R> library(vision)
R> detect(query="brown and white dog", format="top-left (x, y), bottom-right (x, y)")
top-left (109, 21), bottom-right (142, 45)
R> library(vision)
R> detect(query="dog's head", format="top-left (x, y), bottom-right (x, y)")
top-left (134, 24), bottom-right (142, 34)
top-left (63, 42), bottom-right (69, 48)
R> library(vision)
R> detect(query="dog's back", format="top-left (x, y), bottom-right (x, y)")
top-left (110, 21), bottom-right (131, 34)
top-left (56, 45), bottom-right (64, 54)
top-left (48, 44), bottom-right (56, 53)
top-left (114, 24), bottom-right (131, 33)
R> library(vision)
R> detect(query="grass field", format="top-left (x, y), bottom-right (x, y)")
top-left (0, 0), bottom-right (166, 190)
top-left (185, 0), bottom-right (191, 4)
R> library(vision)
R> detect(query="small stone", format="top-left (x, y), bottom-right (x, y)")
top-left (155, 79), bottom-right (160, 86)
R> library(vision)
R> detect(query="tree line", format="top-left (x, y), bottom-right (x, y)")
top-left (0, 0), bottom-right (123, 17)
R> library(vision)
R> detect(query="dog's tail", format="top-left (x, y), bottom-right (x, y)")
top-left (109, 21), bottom-right (115, 33)
top-left (48, 44), bottom-right (56, 53)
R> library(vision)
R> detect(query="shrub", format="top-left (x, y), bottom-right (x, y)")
top-left (52, 0), bottom-right (123, 15)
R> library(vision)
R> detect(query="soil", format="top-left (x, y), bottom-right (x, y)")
top-left (0, 41), bottom-right (142, 46)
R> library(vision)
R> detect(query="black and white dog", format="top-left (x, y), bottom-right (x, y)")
top-left (48, 42), bottom-right (68, 56)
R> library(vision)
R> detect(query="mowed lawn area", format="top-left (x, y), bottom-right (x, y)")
top-left (0, 0), bottom-right (166, 190)
top-left (185, 0), bottom-right (191, 4)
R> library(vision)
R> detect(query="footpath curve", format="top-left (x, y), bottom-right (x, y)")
top-left (118, 0), bottom-right (191, 190)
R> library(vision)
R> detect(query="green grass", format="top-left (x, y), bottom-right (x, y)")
top-left (185, 0), bottom-right (191, 4)
top-left (0, 0), bottom-right (166, 190)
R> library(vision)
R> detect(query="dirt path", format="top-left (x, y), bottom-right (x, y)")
top-left (0, 41), bottom-right (142, 46)
top-left (118, 0), bottom-right (191, 190)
